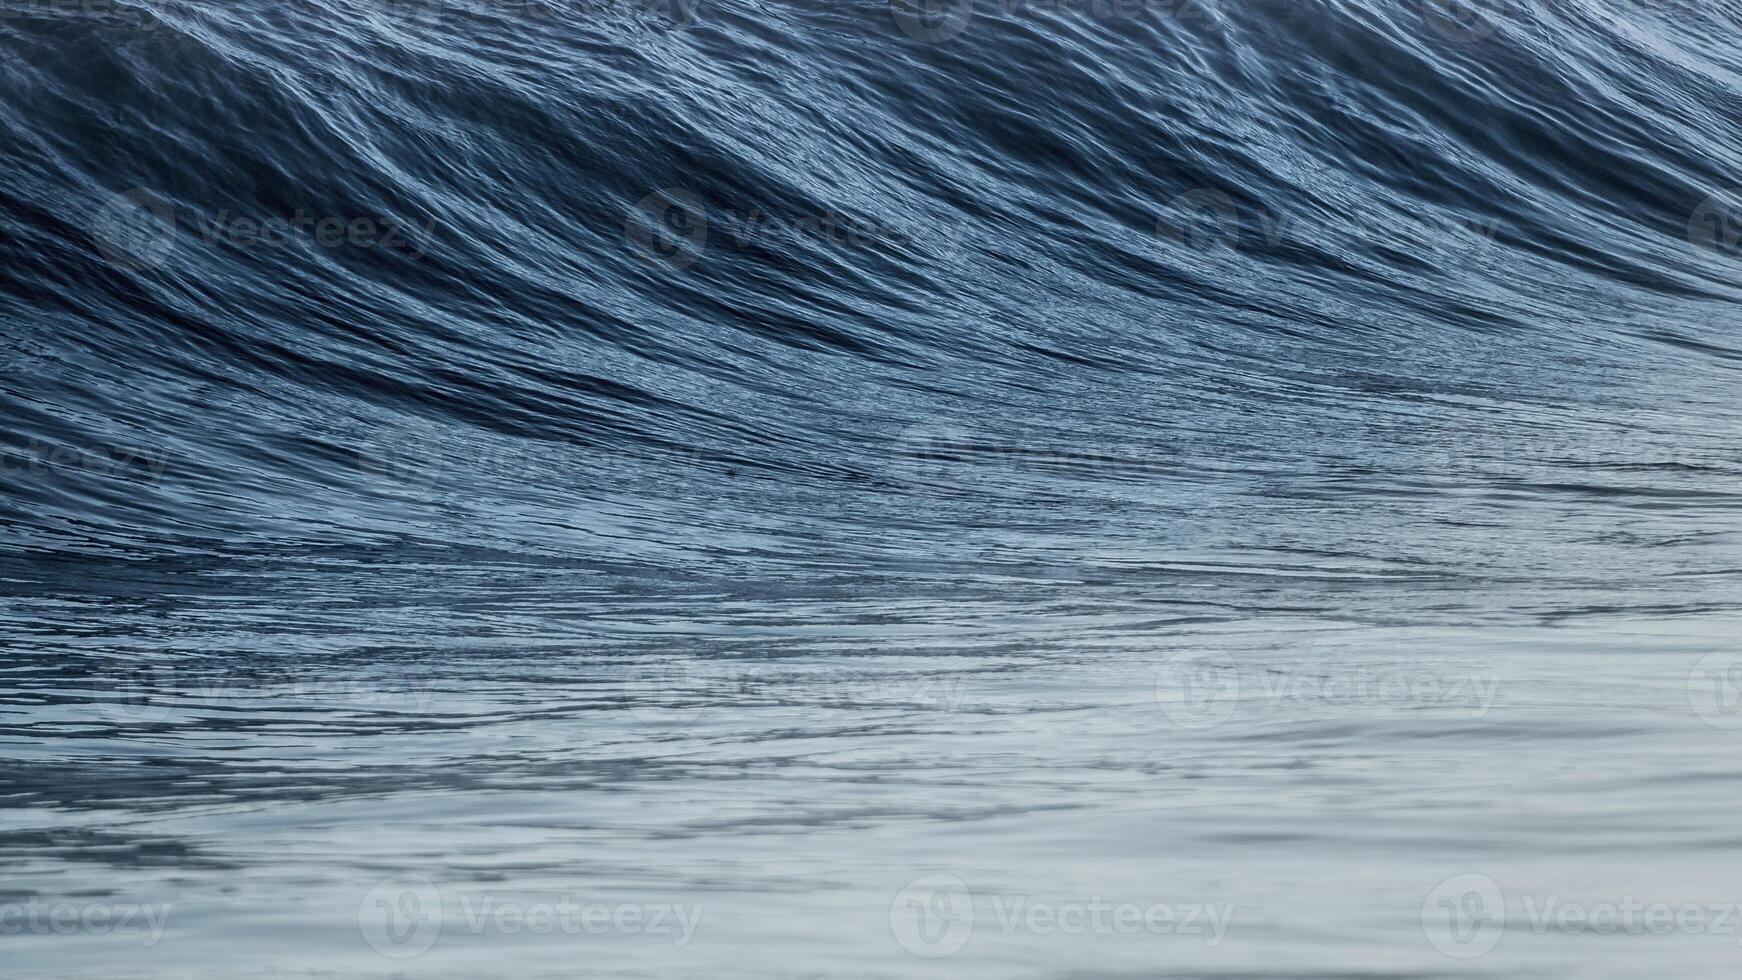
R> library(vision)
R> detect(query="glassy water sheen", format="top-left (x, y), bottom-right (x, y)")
top-left (4, 0), bottom-right (1742, 976)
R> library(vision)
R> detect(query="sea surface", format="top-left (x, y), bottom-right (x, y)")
top-left (4, 0), bottom-right (1742, 976)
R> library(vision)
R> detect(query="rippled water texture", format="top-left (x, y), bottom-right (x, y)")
top-left (4, 0), bottom-right (1742, 976)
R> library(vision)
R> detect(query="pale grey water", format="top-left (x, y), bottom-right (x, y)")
top-left (7, 556), bottom-right (1742, 977)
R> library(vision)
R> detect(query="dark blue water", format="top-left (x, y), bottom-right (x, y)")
top-left (5, 0), bottom-right (1742, 976)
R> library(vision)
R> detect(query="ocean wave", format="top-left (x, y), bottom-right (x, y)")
top-left (1, 0), bottom-right (1738, 614)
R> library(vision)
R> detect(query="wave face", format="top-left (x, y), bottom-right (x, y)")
top-left (3, 0), bottom-right (1741, 594)
top-left (6, 2), bottom-right (1742, 978)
